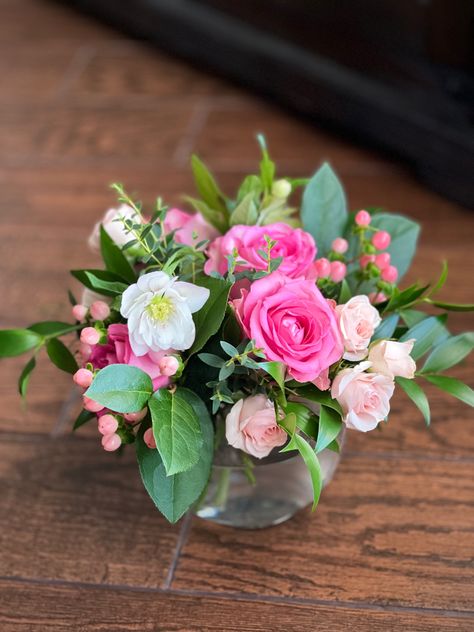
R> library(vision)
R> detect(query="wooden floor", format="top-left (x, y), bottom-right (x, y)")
top-left (1, 1), bottom-right (473, 630)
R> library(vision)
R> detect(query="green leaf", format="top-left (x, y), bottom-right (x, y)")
top-left (149, 388), bottom-right (203, 477)
top-left (85, 364), bottom-right (153, 412)
top-left (294, 434), bottom-right (323, 510)
top-left (283, 402), bottom-right (318, 439)
top-left (229, 192), bottom-right (258, 226)
top-left (257, 134), bottom-right (276, 193)
top-left (385, 284), bottom-right (429, 312)
top-left (258, 361), bottom-right (286, 397)
top-left (73, 409), bottom-right (95, 431)
top-left (370, 213), bottom-right (420, 281)
top-left (420, 333), bottom-right (474, 374)
top-left (396, 377), bottom-right (430, 425)
top-left (400, 315), bottom-right (448, 360)
top-left (236, 175), bottom-right (262, 202)
top-left (190, 155), bottom-right (228, 230)
top-left (189, 276), bottom-right (233, 355)
top-left (198, 353), bottom-right (225, 368)
top-left (338, 279), bottom-right (352, 303)
top-left (429, 260), bottom-right (448, 296)
top-left (289, 384), bottom-right (342, 415)
top-left (46, 338), bottom-right (78, 374)
top-left (372, 313), bottom-right (399, 341)
top-left (301, 163), bottom-right (347, 257)
top-left (136, 390), bottom-right (214, 523)
top-left (18, 356), bottom-right (36, 397)
top-left (400, 309), bottom-right (427, 328)
top-left (423, 299), bottom-right (474, 312)
top-left (315, 405), bottom-right (343, 453)
top-left (100, 225), bottom-right (136, 283)
top-left (220, 341), bottom-right (239, 357)
top-left (28, 321), bottom-right (78, 337)
top-left (423, 375), bottom-right (474, 407)
top-left (0, 329), bottom-right (42, 358)
top-left (71, 269), bottom-right (127, 297)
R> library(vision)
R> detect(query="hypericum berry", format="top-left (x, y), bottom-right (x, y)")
top-left (355, 210), bottom-right (371, 226)
top-left (124, 408), bottom-right (148, 423)
top-left (143, 427), bottom-right (157, 449)
top-left (372, 230), bottom-right (391, 250)
top-left (381, 265), bottom-right (398, 283)
top-left (271, 179), bottom-right (292, 198)
top-left (314, 257), bottom-right (331, 278)
top-left (329, 261), bottom-right (347, 283)
top-left (83, 395), bottom-right (104, 413)
top-left (368, 291), bottom-right (388, 305)
top-left (331, 237), bottom-right (349, 254)
top-left (90, 300), bottom-right (110, 321)
top-left (72, 304), bottom-right (88, 322)
top-left (101, 433), bottom-right (122, 452)
top-left (73, 368), bottom-right (94, 389)
top-left (80, 327), bottom-right (100, 346)
top-left (79, 342), bottom-right (92, 361)
top-left (359, 254), bottom-right (376, 268)
top-left (98, 414), bottom-right (119, 435)
top-left (158, 355), bottom-right (180, 377)
top-left (375, 252), bottom-right (391, 270)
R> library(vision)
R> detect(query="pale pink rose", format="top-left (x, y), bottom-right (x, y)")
top-left (225, 394), bottom-right (287, 458)
top-left (331, 361), bottom-right (395, 432)
top-left (163, 208), bottom-right (219, 247)
top-left (234, 272), bottom-right (343, 383)
top-left (89, 323), bottom-right (171, 390)
top-left (336, 295), bottom-right (381, 361)
top-left (368, 339), bottom-right (416, 379)
top-left (204, 223), bottom-right (316, 278)
top-left (88, 204), bottom-right (143, 252)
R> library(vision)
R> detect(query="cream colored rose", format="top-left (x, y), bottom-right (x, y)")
top-left (331, 361), bottom-right (394, 432)
top-left (368, 339), bottom-right (416, 379)
top-left (336, 295), bottom-right (381, 361)
top-left (88, 204), bottom-right (142, 252)
top-left (225, 394), bottom-right (287, 459)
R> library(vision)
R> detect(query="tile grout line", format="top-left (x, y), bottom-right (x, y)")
top-left (161, 512), bottom-right (194, 590)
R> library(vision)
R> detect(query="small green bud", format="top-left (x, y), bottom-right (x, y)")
top-left (271, 179), bottom-right (291, 199)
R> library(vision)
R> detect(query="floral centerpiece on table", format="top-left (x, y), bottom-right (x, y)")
top-left (1, 137), bottom-right (473, 524)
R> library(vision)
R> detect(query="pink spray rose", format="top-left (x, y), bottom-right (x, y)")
top-left (163, 208), bottom-right (219, 247)
top-left (88, 204), bottom-right (143, 252)
top-left (204, 223), bottom-right (316, 278)
top-left (225, 394), bottom-right (287, 458)
top-left (331, 361), bottom-right (395, 432)
top-left (89, 323), bottom-right (171, 390)
top-left (336, 295), bottom-right (381, 361)
top-left (234, 272), bottom-right (343, 383)
top-left (368, 339), bottom-right (416, 379)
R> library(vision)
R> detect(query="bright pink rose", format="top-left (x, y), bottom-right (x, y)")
top-left (234, 272), bottom-right (343, 383)
top-left (204, 223), bottom-right (316, 278)
top-left (331, 361), bottom-right (394, 432)
top-left (89, 323), bottom-right (171, 390)
top-left (164, 208), bottom-right (219, 247)
top-left (225, 394), bottom-right (287, 458)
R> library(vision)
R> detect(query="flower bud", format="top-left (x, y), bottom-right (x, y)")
top-left (355, 210), bottom-right (371, 226)
top-left (80, 327), bottom-right (101, 346)
top-left (101, 433), bottom-right (122, 452)
top-left (143, 427), bottom-right (157, 449)
top-left (90, 300), bottom-right (110, 321)
top-left (98, 414), bottom-right (119, 435)
top-left (73, 368), bottom-right (94, 389)
top-left (72, 304), bottom-right (88, 322)
top-left (271, 179), bottom-right (291, 198)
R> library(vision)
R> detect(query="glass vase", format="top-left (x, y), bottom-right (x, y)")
top-left (194, 429), bottom-right (345, 529)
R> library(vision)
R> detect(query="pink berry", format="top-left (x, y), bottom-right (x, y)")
top-left (368, 292), bottom-right (388, 305)
top-left (101, 433), bottom-right (122, 452)
top-left (80, 327), bottom-right (101, 346)
top-left (80, 342), bottom-right (92, 361)
top-left (375, 252), bottom-right (391, 270)
top-left (124, 408), bottom-right (148, 423)
top-left (360, 254), bottom-right (376, 268)
top-left (98, 414), bottom-right (119, 435)
top-left (72, 304), bottom-right (88, 322)
top-left (329, 261), bottom-right (346, 283)
top-left (158, 355), bottom-right (180, 377)
top-left (314, 257), bottom-right (331, 278)
top-left (83, 395), bottom-right (104, 413)
top-left (381, 265), bottom-right (398, 283)
top-left (331, 237), bottom-right (349, 254)
top-left (73, 368), bottom-right (94, 389)
top-left (372, 230), bottom-right (391, 250)
top-left (144, 428), bottom-right (156, 449)
top-left (355, 210), bottom-right (371, 226)
top-left (90, 300), bottom-right (110, 321)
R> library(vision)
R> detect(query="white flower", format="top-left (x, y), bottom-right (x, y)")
top-left (120, 271), bottom-right (210, 356)
top-left (88, 204), bottom-right (142, 252)
top-left (368, 339), bottom-right (416, 379)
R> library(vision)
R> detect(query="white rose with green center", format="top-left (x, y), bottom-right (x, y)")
top-left (120, 271), bottom-right (210, 356)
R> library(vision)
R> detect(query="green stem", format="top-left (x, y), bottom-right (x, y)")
top-left (213, 467), bottom-right (231, 507)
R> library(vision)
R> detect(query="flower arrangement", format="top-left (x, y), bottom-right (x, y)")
top-left (1, 137), bottom-right (473, 524)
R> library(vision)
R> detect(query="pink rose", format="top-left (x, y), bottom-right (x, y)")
top-left (204, 223), bottom-right (316, 278)
top-left (336, 295), bottom-right (381, 361)
top-left (88, 204), bottom-right (143, 252)
top-left (89, 323), bottom-right (171, 390)
top-left (225, 394), bottom-right (287, 458)
top-left (368, 339), bottom-right (416, 379)
top-left (234, 272), bottom-right (343, 382)
top-left (331, 361), bottom-right (395, 432)
top-left (163, 208), bottom-right (219, 247)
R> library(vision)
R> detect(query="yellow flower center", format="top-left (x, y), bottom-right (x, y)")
top-left (147, 295), bottom-right (174, 322)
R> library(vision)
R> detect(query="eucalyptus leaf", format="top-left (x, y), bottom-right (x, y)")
top-left (400, 315), bottom-right (448, 360)
top-left (421, 333), bottom-right (474, 374)
top-left (372, 313), bottom-right (399, 341)
top-left (400, 309), bottom-right (427, 328)
top-left (85, 364), bottom-right (153, 412)
top-left (0, 329), bottom-right (42, 358)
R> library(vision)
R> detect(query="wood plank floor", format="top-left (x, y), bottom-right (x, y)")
top-left (0, 1), bottom-right (473, 630)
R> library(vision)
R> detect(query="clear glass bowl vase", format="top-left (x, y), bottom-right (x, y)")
top-left (194, 429), bottom-right (345, 529)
